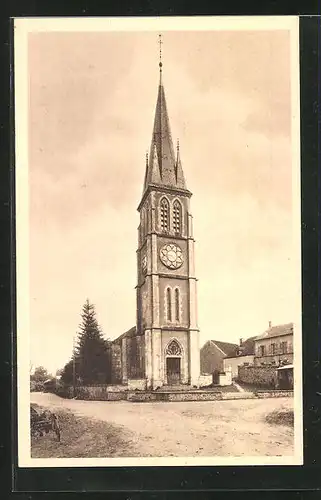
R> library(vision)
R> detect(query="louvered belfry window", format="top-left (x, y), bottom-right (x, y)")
top-left (160, 198), bottom-right (169, 232)
top-left (173, 200), bottom-right (181, 234)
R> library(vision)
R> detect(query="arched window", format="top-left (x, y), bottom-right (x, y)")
top-left (166, 287), bottom-right (172, 322)
top-left (160, 198), bottom-right (169, 232)
top-left (175, 288), bottom-right (180, 321)
top-left (166, 339), bottom-right (182, 356)
top-left (173, 200), bottom-right (182, 234)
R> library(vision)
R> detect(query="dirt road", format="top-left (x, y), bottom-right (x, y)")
top-left (31, 392), bottom-right (294, 457)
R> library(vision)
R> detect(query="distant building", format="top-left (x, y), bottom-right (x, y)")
top-left (111, 326), bottom-right (145, 385)
top-left (223, 337), bottom-right (256, 379)
top-left (254, 322), bottom-right (293, 367)
top-left (200, 340), bottom-right (239, 381)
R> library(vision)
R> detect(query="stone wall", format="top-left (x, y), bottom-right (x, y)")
top-left (57, 385), bottom-right (128, 401)
top-left (167, 391), bottom-right (222, 402)
top-left (78, 385), bottom-right (128, 400)
top-left (238, 365), bottom-right (277, 388)
top-left (127, 391), bottom-right (223, 402)
top-left (106, 384), bottom-right (128, 392)
top-left (127, 378), bottom-right (147, 391)
top-left (111, 343), bottom-right (122, 384)
top-left (255, 390), bottom-right (293, 398)
top-left (127, 392), bottom-right (157, 402)
top-left (198, 374), bottom-right (213, 387)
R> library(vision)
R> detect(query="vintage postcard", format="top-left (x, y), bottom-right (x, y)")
top-left (14, 16), bottom-right (302, 468)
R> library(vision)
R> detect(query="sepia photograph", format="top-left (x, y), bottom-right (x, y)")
top-left (14, 16), bottom-right (302, 468)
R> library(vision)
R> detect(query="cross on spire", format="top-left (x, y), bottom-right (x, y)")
top-left (158, 34), bottom-right (163, 70)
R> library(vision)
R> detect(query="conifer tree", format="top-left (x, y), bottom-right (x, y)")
top-left (61, 299), bottom-right (111, 385)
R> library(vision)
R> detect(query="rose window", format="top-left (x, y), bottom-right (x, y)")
top-left (159, 243), bottom-right (183, 269)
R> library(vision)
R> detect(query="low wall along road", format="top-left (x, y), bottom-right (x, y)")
top-left (54, 384), bottom-right (293, 402)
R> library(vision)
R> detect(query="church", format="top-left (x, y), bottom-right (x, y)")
top-left (111, 48), bottom-right (201, 390)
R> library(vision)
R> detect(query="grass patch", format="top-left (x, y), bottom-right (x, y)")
top-left (31, 403), bottom-right (134, 458)
top-left (265, 408), bottom-right (294, 427)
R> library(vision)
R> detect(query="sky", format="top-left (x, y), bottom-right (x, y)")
top-left (27, 28), bottom-right (298, 374)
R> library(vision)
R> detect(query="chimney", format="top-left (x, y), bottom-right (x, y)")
top-left (268, 320), bottom-right (272, 329)
top-left (239, 338), bottom-right (243, 346)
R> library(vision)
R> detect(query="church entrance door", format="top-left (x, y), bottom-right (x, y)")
top-left (166, 357), bottom-right (181, 385)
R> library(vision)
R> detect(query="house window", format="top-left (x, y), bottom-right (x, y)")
top-left (259, 345), bottom-right (265, 357)
top-left (280, 341), bottom-right (287, 354)
top-left (166, 287), bottom-right (172, 322)
top-left (175, 288), bottom-right (180, 321)
top-left (173, 200), bottom-right (182, 234)
top-left (160, 198), bottom-right (169, 232)
top-left (271, 343), bottom-right (276, 355)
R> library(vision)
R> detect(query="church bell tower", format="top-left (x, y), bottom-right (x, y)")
top-left (136, 37), bottom-right (200, 389)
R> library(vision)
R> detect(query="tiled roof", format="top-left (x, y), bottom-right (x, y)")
top-left (211, 340), bottom-right (239, 357)
top-left (239, 336), bottom-right (256, 355)
top-left (256, 322), bottom-right (293, 341)
top-left (112, 326), bottom-right (136, 345)
top-left (223, 336), bottom-right (257, 358)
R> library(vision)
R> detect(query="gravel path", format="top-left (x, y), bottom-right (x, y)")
top-left (31, 392), bottom-right (294, 457)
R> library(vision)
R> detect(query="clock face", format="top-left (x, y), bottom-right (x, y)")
top-left (159, 243), bottom-right (183, 270)
top-left (142, 254), bottom-right (147, 274)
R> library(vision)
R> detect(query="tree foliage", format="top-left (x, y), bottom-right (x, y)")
top-left (61, 299), bottom-right (111, 385)
top-left (30, 366), bottom-right (51, 382)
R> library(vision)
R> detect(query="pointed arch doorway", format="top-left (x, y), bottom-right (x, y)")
top-left (165, 339), bottom-right (182, 385)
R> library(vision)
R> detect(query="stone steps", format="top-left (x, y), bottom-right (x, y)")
top-left (221, 391), bottom-right (255, 400)
top-left (155, 385), bottom-right (197, 392)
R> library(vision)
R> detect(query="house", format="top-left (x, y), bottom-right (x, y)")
top-left (223, 336), bottom-right (256, 379)
top-left (200, 340), bottom-right (239, 381)
top-left (254, 322), bottom-right (293, 367)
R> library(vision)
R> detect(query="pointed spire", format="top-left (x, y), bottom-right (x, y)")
top-left (145, 143), bottom-right (161, 185)
top-left (141, 35), bottom-right (188, 196)
top-left (175, 138), bottom-right (187, 189)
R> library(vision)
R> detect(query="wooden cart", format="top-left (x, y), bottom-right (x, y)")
top-left (30, 406), bottom-right (61, 442)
